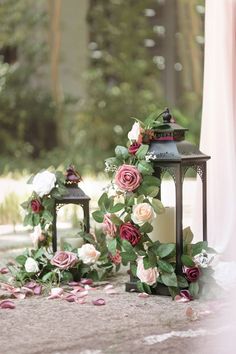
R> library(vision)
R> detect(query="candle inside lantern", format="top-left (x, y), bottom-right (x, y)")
top-left (150, 207), bottom-right (176, 244)
top-left (60, 235), bottom-right (84, 250)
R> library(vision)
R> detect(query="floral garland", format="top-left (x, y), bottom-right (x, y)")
top-left (93, 110), bottom-right (216, 299)
top-left (11, 166), bottom-right (113, 286)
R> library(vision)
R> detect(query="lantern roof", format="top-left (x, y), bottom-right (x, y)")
top-left (147, 109), bottom-right (210, 162)
top-left (55, 184), bottom-right (90, 203)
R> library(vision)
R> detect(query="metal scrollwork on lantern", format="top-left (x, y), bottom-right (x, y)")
top-left (52, 166), bottom-right (90, 252)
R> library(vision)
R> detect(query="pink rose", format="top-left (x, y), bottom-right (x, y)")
top-left (131, 203), bottom-right (156, 226)
top-left (128, 142), bottom-right (141, 155)
top-left (51, 251), bottom-right (78, 270)
top-left (109, 250), bottom-right (121, 265)
top-left (120, 222), bottom-right (141, 246)
top-left (31, 199), bottom-right (42, 213)
top-left (115, 164), bottom-right (142, 192)
top-left (183, 266), bottom-right (201, 282)
top-left (103, 213), bottom-right (117, 237)
top-left (136, 257), bottom-right (159, 286)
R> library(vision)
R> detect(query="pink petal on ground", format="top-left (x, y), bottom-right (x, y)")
top-left (68, 281), bottom-right (81, 287)
top-left (70, 286), bottom-right (84, 294)
top-left (186, 306), bottom-right (199, 321)
top-left (92, 298), bottom-right (106, 306)
top-left (21, 287), bottom-right (34, 296)
top-left (104, 284), bottom-right (113, 290)
top-left (13, 293), bottom-right (26, 300)
top-left (47, 287), bottom-right (63, 300)
top-left (174, 295), bottom-right (190, 303)
top-left (138, 292), bottom-right (150, 298)
top-left (64, 294), bottom-right (77, 303)
top-left (0, 267), bottom-right (9, 274)
top-left (0, 300), bottom-right (15, 309)
top-left (78, 298), bottom-right (87, 304)
top-left (76, 290), bottom-right (88, 298)
top-left (24, 281), bottom-right (37, 289)
top-left (33, 285), bottom-right (42, 295)
top-left (80, 278), bottom-right (93, 285)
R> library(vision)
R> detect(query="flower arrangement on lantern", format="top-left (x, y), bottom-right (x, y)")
top-left (9, 167), bottom-right (114, 287)
top-left (93, 110), bottom-right (216, 299)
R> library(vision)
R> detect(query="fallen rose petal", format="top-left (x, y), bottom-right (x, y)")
top-left (0, 267), bottom-right (9, 274)
top-left (68, 281), bottom-right (81, 287)
top-left (92, 298), bottom-right (106, 306)
top-left (80, 278), bottom-right (93, 285)
top-left (70, 286), bottom-right (84, 294)
top-left (24, 281), bottom-right (37, 289)
top-left (78, 298), bottom-right (87, 304)
top-left (21, 287), bottom-right (34, 296)
top-left (186, 306), bottom-right (199, 321)
top-left (0, 300), bottom-right (15, 309)
top-left (13, 293), bottom-right (26, 300)
top-left (76, 290), bottom-right (88, 298)
top-left (33, 285), bottom-right (42, 295)
top-left (174, 295), bottom-right (190, 303)
top-left (138, 292), bottom-right (150, 298)
top-left (180, 289), bottom-right (193, 301)
top-left (47, 287), bottom-right (63, 300)
top-left (104, 284), bottom-right (113, 290)
top-left (64, 294), bottom-right (77, 303)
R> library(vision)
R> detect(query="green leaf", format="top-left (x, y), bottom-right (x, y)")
top-left (161, 272), bottom-right (178, 287)
top-left (115, 145), bottom-right (129, 160)
top-left (158, 260), bottom-right (174, 273)
top-left (142, 175), bottom-right (161, 186)
top-left (15, 255), bottom-right (27, 266)
top-left (23, 213), bottom-right (34, 227)
top-left (147, 249), bottom-right (157, 267)
top-left (21, 201), bottom-right (29, 209)
top-left (92, 210), bottom-right (104, 223)
top-left (109, 214), bottom-right (123, 226)
top-left (143, 256), bottom-right (151, 269)
top-left (168, 286), bottom-right (179, 299)
top-left (61, 271), bottom-right (73, 282)
top-left (189, 281), bottom-right (200, 298)
top-left (143, 283), bottom-right (152, 294)
top-left (135, 144), bottom-right (149, 160)
top-left (42, 198), bottom-right (54, 209)
top-left (105, 157), bottom-right (122, 168)
top-left (152, 199), bottom-right (165, 214)
top-left (156, 243), bottom-right (175, 258)
top-left (122, 239), bottom-right (135, 253)
top-left (120, 252), bottom-right (136, 265)
top-left (98, 192), bottom-right (109, 209)
top-left (183, 226), bottom-right (194, 244)
top-left (192, 241), bottom-right (208, 256)
top-left (32, 213), bottom-right (40, 225)
top-left (34, 247), bottom-right (44, 260)
top-left (107, 239), bottom-right (117, 256)
top-left (137, 160), bottom-right (154, 175)
top-left (109, 203), bottom-right (125, 213)
top-left (136, 281), bottom-right (145, 293)
top-left (130, 263), bottom-right (137, 277)
top-left (181, 254), bottom-right (195, 267)
top-left (126, 195), bottom-right (135, 206)
top-left (42, 210), bottom-right (53, 222)
top-left (177, 275), bottom-right (189, 288)
top-left (139, 222), bottom-right (153, 234)
top-left (42, 271), bottom-right (53, 282)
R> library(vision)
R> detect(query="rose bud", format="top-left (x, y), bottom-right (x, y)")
top-left (128, 142), bottom-right (141, 155)
top-left (31, 199), bottom-right (42, 213)
top-left (183, 266), bottom-right (201, 282)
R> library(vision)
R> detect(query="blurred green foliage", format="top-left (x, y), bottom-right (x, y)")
top-left (0, 192), bottom-right (22, 231)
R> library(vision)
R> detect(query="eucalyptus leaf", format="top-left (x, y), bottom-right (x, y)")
top-left (115, 145), bottom-right (129, 160)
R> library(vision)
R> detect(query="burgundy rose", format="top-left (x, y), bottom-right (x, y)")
top-left (51, 251), bottom-right (78, 270)
top-left (31, 199), bottom-right (42, 213)
top-left (120, 222), bottom-right (141, 246)
top-left (128, 142), bottom-right (141, 155)
top-left (183, 266), bottom-right (201, 282)
top-left (114, 164), bottom-right (142, 192)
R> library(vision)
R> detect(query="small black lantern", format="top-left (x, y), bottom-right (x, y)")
top-left (52, 167), bottom-right (90, 252)
top-left (126, 108), bottom-right (210, 295)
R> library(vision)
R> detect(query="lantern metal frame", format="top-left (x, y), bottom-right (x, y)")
top-left (52, 184), bottom-right (90, 252)
top-left (126, 109), bottom-right (210, 295)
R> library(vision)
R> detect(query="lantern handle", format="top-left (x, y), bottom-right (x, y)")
top-left (154, 107), bottom-right (172, 123)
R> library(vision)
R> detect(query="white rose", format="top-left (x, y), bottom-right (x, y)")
top-left (78, 244), bottom-right (101, 265)
top-left (131, 203), bottom-right (156, 226)
top-left (136, 257), bottom-right (159, 286)
top-left (25, 257), bottom-right (39, 273)
top-left (128, 122), bottom-right (141, 142)
top-left (32, 171), bottom-right (56, 197)
top-left (30, 225), bottom-right (43, 249)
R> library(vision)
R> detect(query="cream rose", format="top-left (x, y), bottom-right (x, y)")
top-left (136, 257), bottom-right (158, 286)
top-left (25, 257), bottom-right (39, 273)
top-left (78, 244), bottom-right (101, 265)
top-left (128, 122), bottom-right (142, 143)
top-left (32, 171), bottom-right (56, 197)
top-left (131, 203), bottom-right (156, 226)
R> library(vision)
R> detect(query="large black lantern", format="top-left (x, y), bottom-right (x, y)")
top-left (126, 108), bottom-right (210, 295)
top-left (52, 168), bottom-right (90, 252)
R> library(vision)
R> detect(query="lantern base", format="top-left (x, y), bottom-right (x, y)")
top-left (125, 280), bottom-right (171, 296)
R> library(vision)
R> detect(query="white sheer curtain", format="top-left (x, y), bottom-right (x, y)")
top-left (195, 0), bottom-right (236, 259)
